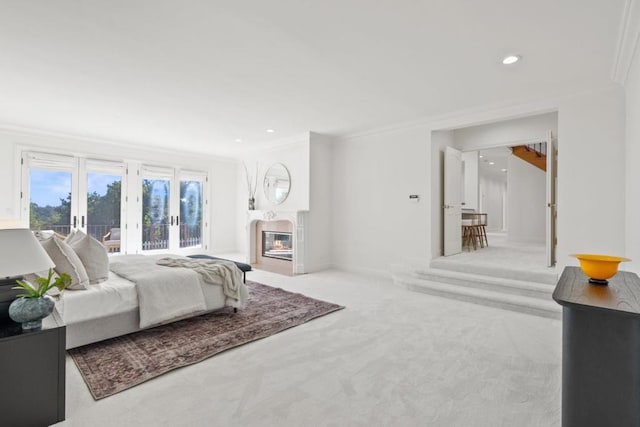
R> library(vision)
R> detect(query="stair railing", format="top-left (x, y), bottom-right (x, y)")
top-left (525, 142), bottom-right (546, 157)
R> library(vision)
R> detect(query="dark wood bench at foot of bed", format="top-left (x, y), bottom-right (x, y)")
top-left (187, 255), bottom-right (252, 283)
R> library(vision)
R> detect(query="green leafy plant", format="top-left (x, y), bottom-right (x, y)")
top-left (12, 269), bottom-right (72, 298)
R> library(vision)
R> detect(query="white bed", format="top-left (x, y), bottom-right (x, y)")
top-left (57, 255), bottom-right (248, 349)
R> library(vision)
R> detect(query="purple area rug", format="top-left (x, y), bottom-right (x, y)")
top-left (69, 281), bottom-right (344, 400)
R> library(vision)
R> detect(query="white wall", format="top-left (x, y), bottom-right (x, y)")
top-left (479, 172), bottom-right (506, 231)
top-left (0, 129), bottom-right (239, 253)
top-left (506, 156), bottom-right (546, 243)
top-left (555, 88), bottom-right (626, 267)
top-left (333, 124), bottom-right (431, 275)
top-left (462, 151), bottom-right (479, 210)
top-left (453, 112), bottom-right (558, 151)
top-left (240, 137), bottom-right (310, 213)
top-left (329, 86), bottom-right (624, 274)
top-left (626, 40), bottom-right (640, 273)
top-left (236, 135), bottom-right (311, 255)
top-left (306, 132), bottom-right (333, 272)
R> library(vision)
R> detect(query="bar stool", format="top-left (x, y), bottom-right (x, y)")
top-left (475, 213), bottom-right (488, 248)
top-left (461, 219), bottom-right (478, 251)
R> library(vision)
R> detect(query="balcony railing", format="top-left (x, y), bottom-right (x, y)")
top-left (33, 224), bottom-right (201, 251)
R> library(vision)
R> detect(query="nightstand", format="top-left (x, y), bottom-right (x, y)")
top-left (553, 267), bottom-right (640, 426)
top-left (0, 308), bottom-right (65, 427)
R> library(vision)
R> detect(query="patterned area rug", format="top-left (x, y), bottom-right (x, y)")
top-left (69, 281), bottom-right (344, 400)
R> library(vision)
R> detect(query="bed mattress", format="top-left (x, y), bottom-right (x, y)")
top-left (56, 271), bottom-right (138, 324)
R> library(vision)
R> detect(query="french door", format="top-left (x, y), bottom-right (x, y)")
top-left (22, 152), bottom-right (127, 251)
top-left (140, 166), bottom-right (206, 252)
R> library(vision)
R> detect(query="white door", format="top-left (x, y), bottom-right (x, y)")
top-left (444, 146), bottom-right (463, 256)
top-left (545, 130), bottom-right (557, 267)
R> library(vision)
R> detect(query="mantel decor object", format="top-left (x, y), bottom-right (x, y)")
top-left (263, 163), bottom-right (291, 205)
top-left (244, 162), bottom-right (258, 211)
top-left (571, 253), bottom-right (630, 285)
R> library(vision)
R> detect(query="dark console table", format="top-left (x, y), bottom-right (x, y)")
top-left (553, 267), bottom-right (640, 427)
top-left (0, 309), bottom-right (65, 427)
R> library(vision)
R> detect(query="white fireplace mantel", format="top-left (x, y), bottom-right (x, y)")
top-left (246, 210), bottom-right (307, 274)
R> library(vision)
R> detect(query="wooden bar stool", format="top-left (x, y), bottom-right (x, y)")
top-left (475, 213), bottom-right (488, 248)
top-left (461, 219), bottom-right (479, 251)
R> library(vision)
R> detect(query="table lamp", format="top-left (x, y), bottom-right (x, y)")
top-left (0, 228), bottom-right (55, 323)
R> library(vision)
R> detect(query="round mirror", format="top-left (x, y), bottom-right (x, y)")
top-left (263, 163), bottom-right (291, 205)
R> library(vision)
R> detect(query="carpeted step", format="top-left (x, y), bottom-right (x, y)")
top-left (429, 258), bottom-right (558, 285)
top-left (393, 272), bottom-right (561, 319)
top-left (413, 267), bottom-right (554, 300)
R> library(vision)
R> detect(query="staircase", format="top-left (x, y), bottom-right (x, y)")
top-left (392, 258), bottom-right (560, 319)
top-left (511, 143), bottom-right (546, 171)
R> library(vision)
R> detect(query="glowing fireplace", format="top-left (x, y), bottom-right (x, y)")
top-left (262, 231), bottom-right (293, 261)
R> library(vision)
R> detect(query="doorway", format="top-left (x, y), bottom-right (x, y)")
top-left (435, 112), bottom-right (558, 270)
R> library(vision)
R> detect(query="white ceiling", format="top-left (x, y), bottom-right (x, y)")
top-left (478, 146), bottom-right (512, 180)
top-left (0, 0), bottom-right (626, 157)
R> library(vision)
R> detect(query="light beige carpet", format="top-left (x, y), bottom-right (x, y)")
top-left (69, 281), bottom-right (344, 400)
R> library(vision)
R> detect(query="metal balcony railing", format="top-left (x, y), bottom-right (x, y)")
top-left (33, 224), bottom-right (201, 250)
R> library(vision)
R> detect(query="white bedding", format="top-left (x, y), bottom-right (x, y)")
top-left (56, 271), bottom-right (138, 324)
top-left (56, 255), bottom-right (247, 327)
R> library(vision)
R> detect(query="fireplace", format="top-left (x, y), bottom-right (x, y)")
top-left (262, 231), bottom-right (293, 261)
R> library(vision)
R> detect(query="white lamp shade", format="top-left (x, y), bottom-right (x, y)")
top-left (0, 228), bottom-right (55, 278)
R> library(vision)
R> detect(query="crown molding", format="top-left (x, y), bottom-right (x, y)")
top-left (0, 123), bottom-right (238, 164)
top-left (612, 0), bottom-right (640, 85)
top-left (336, 85), bottom-right (621, 143)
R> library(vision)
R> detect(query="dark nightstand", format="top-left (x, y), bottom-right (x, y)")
top-left (553, 267), bottom-right (640, 427)
top-left (0, 308), bottom-right (65, 427)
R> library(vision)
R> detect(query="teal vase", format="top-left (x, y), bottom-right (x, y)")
top-left (8, 296), bottom-right (55, 331)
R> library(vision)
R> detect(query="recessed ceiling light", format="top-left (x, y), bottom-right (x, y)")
top-left (266, 129), bottom-right (275, 133)
top-left (479, 155), bottom-right (484, 158)
top-left (489, 161), bottom-right (495, 165)
top-left (235, 138), bottom-right (242, 143)
top-left (501, 168), bottom-right (508, 172)
top-left (502, 55), bottom-right (520, 65)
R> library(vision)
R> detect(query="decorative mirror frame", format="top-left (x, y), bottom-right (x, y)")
top-left (263, 163), bottom-right (291, 205)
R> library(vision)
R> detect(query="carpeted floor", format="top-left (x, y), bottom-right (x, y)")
top-left (69, 281), bottom-right (344, 400)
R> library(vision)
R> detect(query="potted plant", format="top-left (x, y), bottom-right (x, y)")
top-left (8, 269), bottom-right (71, 331)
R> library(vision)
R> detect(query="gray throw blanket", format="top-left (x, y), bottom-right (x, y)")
top-left (110, 255), bottom-right (207, 329)
top-left (156, 257), bottom-right (243, 301)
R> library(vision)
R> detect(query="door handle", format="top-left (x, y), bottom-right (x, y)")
top-left (73, 216), bottom-right (77, 228)
top-left (81, 216), bottom-right (85, 228)
top-left (170, 216), bottom-right (174, 226)
top-left (176, 215), bottom-right (180, 226)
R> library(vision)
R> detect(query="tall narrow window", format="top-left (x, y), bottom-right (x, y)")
top-left (29, 169), bottom-right (74, 235)
top-left (179, 173), bottom-right (205, 249)
top-left (22, 152), bottom-right (78, 237)
top-left (86, 172), bottom-right (123, 252)
top-left (142, 178), bottom-right (171, 251)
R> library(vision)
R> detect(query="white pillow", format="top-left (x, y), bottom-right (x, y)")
top-left (65, 229), bottom-right (82, 245)
top-left (41, 236), bottom-right (90, 290)
top-left (69, 231), bottom-right (109, 284)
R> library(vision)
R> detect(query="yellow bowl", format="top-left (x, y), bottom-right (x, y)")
top-left (571, 254), bottom-right (630, 283)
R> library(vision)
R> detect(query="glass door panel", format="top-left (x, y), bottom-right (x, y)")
top-left (179, 180), bottom-right (203, 248)
top-left (142, 178), bottom-right (171, 251)
top-left (28, 169), bottom-right (74, 236)
top-left (86, 173), bottom-right (122, 253)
